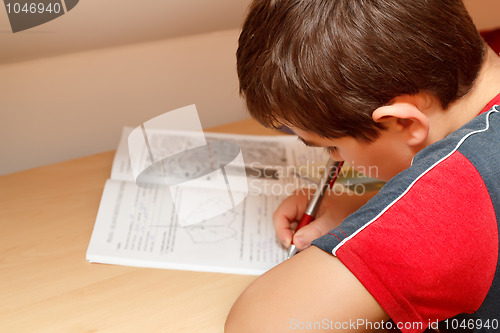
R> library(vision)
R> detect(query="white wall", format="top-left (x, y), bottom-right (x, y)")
top-left (1, 0), bottom-right (499, 175)
top-left (1, 29), bottom-right (248, 175)
top-left (0, 0), bottom-right (251, 64)
top-left (464, 0), bottom-right (500, 30)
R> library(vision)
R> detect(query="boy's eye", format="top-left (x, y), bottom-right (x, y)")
top-left (324, 146), bottom-right (338, 154)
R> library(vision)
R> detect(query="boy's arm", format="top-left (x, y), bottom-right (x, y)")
top-left (225, 246), bottom-right (389, 333)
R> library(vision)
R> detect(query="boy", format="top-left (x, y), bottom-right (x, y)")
top-left (225, 0), bottom-right (500, 332)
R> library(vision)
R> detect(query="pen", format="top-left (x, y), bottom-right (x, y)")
top-left (287, 159), bottom-right (344, 258)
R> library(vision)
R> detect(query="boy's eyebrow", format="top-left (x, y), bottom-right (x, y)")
top-left (297, 136), bottom-right (320, 147)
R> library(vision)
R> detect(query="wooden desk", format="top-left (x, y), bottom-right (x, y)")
top-left (0, 118), bottom-right (283, 332)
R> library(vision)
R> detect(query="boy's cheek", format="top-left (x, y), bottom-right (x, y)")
top-left (348, 160), bottom-right (399, 181)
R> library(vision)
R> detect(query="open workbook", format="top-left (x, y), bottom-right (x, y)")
top-left (86, 126), bottom-right (333, 275)
top-left (86, 124), bottom-right (383, 275)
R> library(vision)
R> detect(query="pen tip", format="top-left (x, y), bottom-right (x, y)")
top-left (287, 245), bottom-right (297, 259)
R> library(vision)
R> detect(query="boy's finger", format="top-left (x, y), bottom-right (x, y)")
top-left (273, 213), bottom-right (295, 248)
top-left (273, 203), bottom-right (304, 247)
top-left (272, 189), bottom-right (313, 247)
top-left (292, 219), bottom-right (332, 250)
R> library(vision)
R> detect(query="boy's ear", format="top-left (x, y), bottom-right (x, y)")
top-left (372, 102), bottom-right (430, 146)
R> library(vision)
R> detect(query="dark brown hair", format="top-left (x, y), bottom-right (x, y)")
top-left (237, 0), bottom-right (484, 141)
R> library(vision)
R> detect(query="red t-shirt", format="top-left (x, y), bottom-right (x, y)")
top-left (313, 93), bottom-right (500, 332)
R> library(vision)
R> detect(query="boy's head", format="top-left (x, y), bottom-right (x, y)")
top-left (237, 0), bottom-right (484, 142)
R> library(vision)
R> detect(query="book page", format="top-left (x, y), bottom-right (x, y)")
top-left (88, 127), bottom-right (335, 275)
top-left (110, 127), bottom-right (330, 189)
top-left (86, 179), bottom-right (287, 275)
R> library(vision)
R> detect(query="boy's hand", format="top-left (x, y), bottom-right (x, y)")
top-left (273, 188), bottom-right (378, 251)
